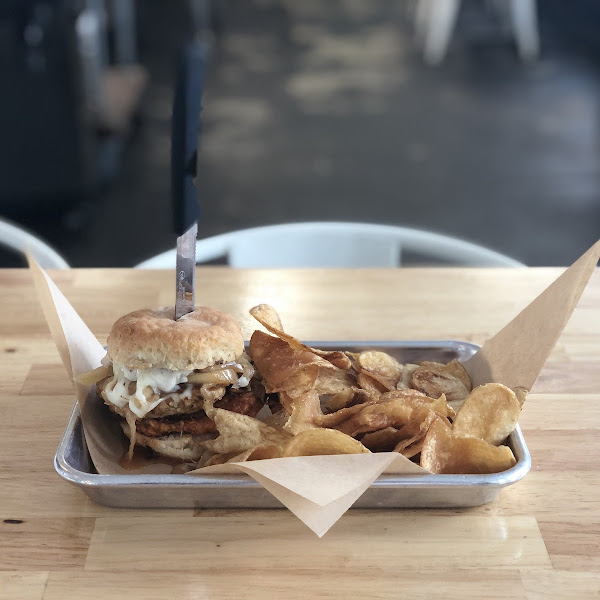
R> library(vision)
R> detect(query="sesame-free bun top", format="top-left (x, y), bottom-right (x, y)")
top-left (107, 306), bottom-right (244, 370)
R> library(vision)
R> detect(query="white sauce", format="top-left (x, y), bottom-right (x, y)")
top-left (102, 354), bottom-right (255, 418)
top-left (236, 375), bottom-right (250, 388)
top-left (103, 363), bottom-right (192, 418)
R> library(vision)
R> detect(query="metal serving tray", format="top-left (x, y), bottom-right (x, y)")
top-left (54, 341), bottom-right (531, 509)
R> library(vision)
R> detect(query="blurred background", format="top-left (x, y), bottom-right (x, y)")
top-left (0, 0), bottom-right (598, 267)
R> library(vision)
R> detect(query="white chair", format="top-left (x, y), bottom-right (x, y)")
top-left (135, 222), bottom-right (523, 268)
top-left (0, 218), bottom-right (69, 268)
top-left (416, 0), bottom-right (540, 66)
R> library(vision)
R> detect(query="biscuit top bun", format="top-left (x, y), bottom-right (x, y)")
top-left (107, 306), bottom-right (244, 370)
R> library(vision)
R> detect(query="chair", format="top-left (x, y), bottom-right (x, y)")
top-left (135, 222), bottom-right (523, 268)
top-left (0, 218), bottom-right (69, 269)
top-left (415, 0), bottom-right (540, 66)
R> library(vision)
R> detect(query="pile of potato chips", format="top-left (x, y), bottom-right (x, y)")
top-left (200, 304), bottom-right (523, 474)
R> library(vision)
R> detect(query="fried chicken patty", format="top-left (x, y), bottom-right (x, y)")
top-left (134, 391), bottom-right (263, 438)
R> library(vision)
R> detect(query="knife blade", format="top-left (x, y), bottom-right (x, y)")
top-left (171, 41), bottom-right (206, 320)
top-left (175, 222), bottom-right (198, 320)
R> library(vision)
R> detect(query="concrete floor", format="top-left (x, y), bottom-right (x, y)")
top-left (12, 0), bottom-right (600, 266)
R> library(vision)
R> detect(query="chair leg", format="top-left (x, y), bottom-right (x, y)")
top-left (508, 0), bottom-right (539, 61)
top-left (422, 0), bottom-right (461, 66)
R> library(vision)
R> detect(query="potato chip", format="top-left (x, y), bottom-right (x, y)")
top-left (282, 428), bottom-right (370, 457)
top-left (334, 392), bottom-right (450, 437)
top-left (202, 398), bottom-right (291, 454)
top-left (315, 367), bottom-right (355, 396)
top-left (249, 303), bottom-right (284, 330)
top-left (392, 411), bottom-right (438, 457)
top-left (357, 370), bottom-right (389, 394)
top-left (452, 383), bottom-right (521, 445)
top-left (410, 361), bottom-right (470, 405)
top-left (382, 388), bottom-right (446, 405)
top-left (417, 360), bottom-right (471, 389)
top-left (250, 304), bottom-right (351, 369)
top-left (443, 359), bottom-right (472, 391)
top-left (357, 351), bottom-right (403, 389)
top-left (355, 407), bottom-right (439, 456)
top-left (249, 330), bottom-right (321, 395)
top-left (325, 387), bottom-right (376, 412)
top-left (282, 364), bottom-right (321, 399)
top-left (421, 417), bottom-right (516, 474)
top-left (280, 390), bottom-right (323, 434)
top-left (317, 399), bottom-right (378, 428)
top-left (309, 349), bottom-right (352, 371)
top-left (359, 427), bottom-right (403, 452)
top-left (247, 444), bottom-right (284, 460)
top-left (396, 440), bottom-right (424, 459)
top-left (204, 444), bottom-right (282, 466)
top-left (383, 389), bottom-right (455, 421)
top-left (396, 363), bottom-right (419, 390)
top-left (318, 389), bottom-right (439, 430)
top-left (321, 387), bottom-right (354, 412)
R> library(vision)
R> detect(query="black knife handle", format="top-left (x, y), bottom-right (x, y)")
top-left (171, 41), bottom-right (205, 236)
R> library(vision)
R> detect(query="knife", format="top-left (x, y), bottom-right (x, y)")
top-left (171, 41), bottom-right (205, 320)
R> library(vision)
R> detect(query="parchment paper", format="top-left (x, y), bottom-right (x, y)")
top-left (31, 241), bottom-right (600, 536)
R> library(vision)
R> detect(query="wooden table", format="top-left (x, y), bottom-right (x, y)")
top-left (1, 267), bottom-right (599, 599)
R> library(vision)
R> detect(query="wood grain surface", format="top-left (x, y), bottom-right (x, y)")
top-left (1, 267), bottom-right (599, 599)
